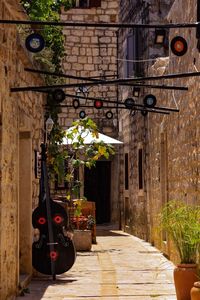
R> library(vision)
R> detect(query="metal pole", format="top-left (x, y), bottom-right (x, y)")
top-left (24, 68), bottom-right (116, 81)
top-left (63, 93), bottom-right (179, 112)
top-left (10, 71), bottom-right (200, 92)
top-left (0, 19), bottom-right (199, 28)
top-left (24, 68), bottom-right (188, 91)
top-left (55, 104), bottom-right (170, 114)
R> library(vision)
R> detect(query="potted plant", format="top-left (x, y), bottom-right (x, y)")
top-left (63, 118), bottom-right (114, 250)
top-left (160, 200), bottom-right (200, 300)
top-left (70, 198), bottom-right (96, 251)
top-left (63, 117), bottom-right (115, 200)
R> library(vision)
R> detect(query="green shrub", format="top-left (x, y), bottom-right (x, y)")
top-left (160, 200), bottom-right (200, 263)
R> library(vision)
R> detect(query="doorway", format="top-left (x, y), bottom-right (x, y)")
top-left (19, 132), bottom-right (32, 277)
top-left (84, 161), bottom-right (111, 224)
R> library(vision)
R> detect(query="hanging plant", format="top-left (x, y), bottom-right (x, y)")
top-left (20, 0), bottom-right (75, 173)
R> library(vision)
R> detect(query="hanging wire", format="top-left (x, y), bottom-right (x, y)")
top-left (117, 57), bottom-right (173, 63)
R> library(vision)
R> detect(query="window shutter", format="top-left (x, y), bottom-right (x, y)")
top-left (89, 0), bottom-right (101, 7)
top-left (126, 33), bottom-right (134, 77)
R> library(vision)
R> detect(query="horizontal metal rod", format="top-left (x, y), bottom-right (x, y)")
top-left (65, 93), bottom-right (116, 104)
top-left (24, 68), bottom-right (188, 91)
top-left (10, 71), bottom-right (200, 92)
top-left (122, 83), bottom-right (188, 90)
top-left (0, 19), bottom-right (199, 28)
top-left (24, 68), bottom-right (117, 81)
top-left (49, 104), bottom-right (170, 114)
top-left (64, 93), bottom-right (179, 112)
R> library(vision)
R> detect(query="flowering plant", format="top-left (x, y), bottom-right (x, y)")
top-left (70, 199), bottom-right (96, 230)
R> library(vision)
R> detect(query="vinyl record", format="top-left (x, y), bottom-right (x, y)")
top-left (105, 111), bottom-right (113, 119)
top-left (143, 94), bottom-right (157, 108)
top-left (170, 36), bottom-right (188, 56)
top-left (124, 98), bottom-right (135, 109)
top-left (25, 33), bottom-right (45, 53)
top-left (52, 89), bottom-right (65, 103)
top-left (73, 99), bottom-right (80, 109)
top-left (94, 100), bottom-right (103, 109)
top-left (141, 109), bottom-right (148, 116)
top-left (79, 110), bottom-right (86, 119)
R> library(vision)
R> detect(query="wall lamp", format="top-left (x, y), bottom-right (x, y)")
top-left (154, 29), bottom-right (166, 45)
top-left (46, 115), bottom-right (54, 133)
top-left (45, 115), bottom-right (54, 142)
top-left (133, 87), bottom-right (140, 97)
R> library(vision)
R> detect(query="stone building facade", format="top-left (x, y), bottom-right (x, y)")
top-left (146, 0), bottom-right (200, 262)
top-left (118, 0), bottom-right (200, 262)
top-left (60, 0), bottom-right (121, 224)
top-left (60, 0), bottom-right (119, 130)
top-left (0, 1), bottom-right (45, 298)
top-left (118, 0), bottom-right (174, 239)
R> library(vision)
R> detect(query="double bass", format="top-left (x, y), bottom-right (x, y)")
top-left (32, 144), bottom-right (76, 278)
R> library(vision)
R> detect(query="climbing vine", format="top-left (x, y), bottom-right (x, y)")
top-left (20, 0), bottom-right (75, 175)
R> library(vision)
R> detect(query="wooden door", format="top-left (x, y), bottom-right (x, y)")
top-left (84, 161), bottom-right (111, 224)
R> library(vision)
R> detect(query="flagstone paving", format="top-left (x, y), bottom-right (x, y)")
top-left (17, 226), bottom-right (176, 300)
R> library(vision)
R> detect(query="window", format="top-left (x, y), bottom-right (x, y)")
top-left (125, 29), bottom-right (144, 78)
top-left (138, 148), bottom-right (143, 190)
top-left (125, 153), bottom-right (129, 190)
top-left (75, 0), bottom-right (101, 8)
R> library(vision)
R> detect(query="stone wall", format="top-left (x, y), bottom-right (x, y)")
top-left (60, 0), bottom-right (119, 134)
top-left (0, 1), bottom-right (45, 298)
top-left (60, 0), bottom-right (120, 224)
top-left (118, 0), bottom-right (199, 262)
top-left (118, 0), bottom-right (174, 239)
top-left (146, 0), bottom-right (200, 262)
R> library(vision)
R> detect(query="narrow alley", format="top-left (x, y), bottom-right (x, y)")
top-left (17, 225), bottom-right (176, 300)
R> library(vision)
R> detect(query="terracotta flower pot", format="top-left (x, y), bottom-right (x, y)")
top-left (174, 264), bottom-right (198, 300)
top-left (191, 281), bottom-right (200, 300)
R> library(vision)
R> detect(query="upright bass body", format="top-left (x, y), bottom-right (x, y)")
top-left (32, 144), bottom-right (76, 276)
top-left (32, 200), bottom-right (76, 275)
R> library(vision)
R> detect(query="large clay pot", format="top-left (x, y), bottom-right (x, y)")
top-left (191, 281), bottom-right (200, 300)
top-left (174, 264), bottom-right (198, 300)
top-left (73, 230), bottom-right (92, 251)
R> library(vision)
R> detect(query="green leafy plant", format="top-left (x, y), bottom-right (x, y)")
top-left (20, 0), bottom-right (75, 176)
top-left (160, 200), bottom-right (200, 264)
top-left (20, 0), bottom-right (75, 71)
top-left (63, 117), bottom-right (115, 201)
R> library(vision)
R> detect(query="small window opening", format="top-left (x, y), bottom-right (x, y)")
top-left (138, 148), bottom-right (143, 190)
top-left (125, 153), bottom-right (129, 190)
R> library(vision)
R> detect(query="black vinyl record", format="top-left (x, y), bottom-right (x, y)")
top-left (105, 111), bottom-right (113, 119)
top-left (79, 110), bottom-right (86, 119)
top-left (73, 99), bottom-right (80, 109)
top-left (124, 98), bottom-right (135, 109)
top-left (170, 36), bottom-right (187, 56)
top-left (52, 89), bottom-right (66, 103)
top-left (141, 109), bottom-right (148, 116)
top-left (25, 33), bottom-right (45, 53)
top-left (143, 94), bottom-right (157, 108)
top-left (94, 100), bottom-right (103, 109)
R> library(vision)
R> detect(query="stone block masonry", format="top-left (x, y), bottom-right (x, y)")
top-left (61, 1), bottom-right (119, 129)
top-left (0, 0), bottom-right (45, 298)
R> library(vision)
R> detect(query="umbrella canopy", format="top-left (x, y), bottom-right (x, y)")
top-left (62, 126), bottom-right (123, 145)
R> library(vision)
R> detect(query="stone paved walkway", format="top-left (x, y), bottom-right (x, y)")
top-left (17, 225), bottom-right (176, 300)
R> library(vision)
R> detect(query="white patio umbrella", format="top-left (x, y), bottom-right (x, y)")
top-left (62, 126), bottom-right (123, 145)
